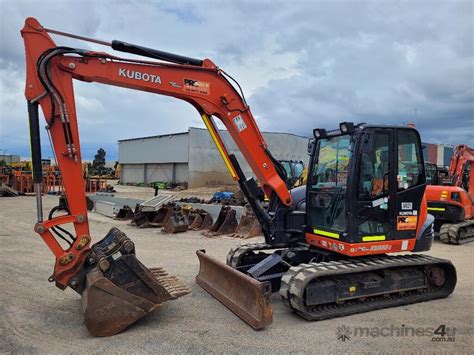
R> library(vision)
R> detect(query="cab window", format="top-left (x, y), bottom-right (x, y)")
top-left (357, 131), bottom-right (390, 235)
top-left (358, 132), bottom-right (390, 199)
top-left (397, 130), bottom-right (424, 190)
top-left (311, 135), bottom-right (351, 188)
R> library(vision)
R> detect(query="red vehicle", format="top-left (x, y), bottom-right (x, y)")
top-left (426, 145), bottom-right (474, 244)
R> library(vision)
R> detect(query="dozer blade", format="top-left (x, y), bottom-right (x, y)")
top-left (81, 228), bottom-right (191, 336)
top-left (195, 250), bottom-right (272, 329)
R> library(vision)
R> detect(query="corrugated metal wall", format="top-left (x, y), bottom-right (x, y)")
top-left (119, 127), bottom-right (309, 187)
top-left (187, 127), bottom-right (309, 188)
top-left (119, 133), bottom-right (189, 164)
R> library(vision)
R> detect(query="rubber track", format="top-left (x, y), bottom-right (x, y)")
top-left (439, 220), bottom-right (474, 245)
top-left (226, 243), bottom-right (275, 268)
top-left (279, 254), bottom-right (456, 321)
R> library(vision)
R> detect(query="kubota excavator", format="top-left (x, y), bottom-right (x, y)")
top-left (22, 18), bottom-right (457, 336)
top-left (426, 145), bottom-right (474, 244)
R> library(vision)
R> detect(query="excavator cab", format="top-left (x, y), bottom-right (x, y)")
top-left (306, 123), bottom-right (433, 254)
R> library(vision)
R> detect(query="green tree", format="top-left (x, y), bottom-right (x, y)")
top-left (92, 148), bottom-right (106, 173)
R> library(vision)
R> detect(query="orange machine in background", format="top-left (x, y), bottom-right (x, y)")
top-left (8, 168), bottom-right (107, 194)
top-left (426, 144), bottom-right (474, 244)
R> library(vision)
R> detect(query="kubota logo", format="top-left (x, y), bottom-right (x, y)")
top-left (118, 68), bottom-right (162, 84)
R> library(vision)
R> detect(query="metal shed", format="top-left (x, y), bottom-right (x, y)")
top-left (118, 127), bottom-right (310, 187)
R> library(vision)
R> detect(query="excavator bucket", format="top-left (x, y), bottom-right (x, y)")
top-left (232, 216), bottom-right (261, 239)
top-left (81, 228), bottom-right (191, 336)
top-left (188, 210), bottom-right (203, 229)
top-left (192, 210), bottom-right (213, 230)
top-left (162, 209), bottom-right (189, 233)
top-left (149, 204), bottom-right (175, 227)
top-left (132, 211), bottom-right (155, 228)
top-left (203, 205), bottom-right (238, 236)
top-left (115, 205), bottom-right (135, 220)
top-left (195, 250), bottom-right (272, 329)
top-left (231, 206), bottom-right (262, 239)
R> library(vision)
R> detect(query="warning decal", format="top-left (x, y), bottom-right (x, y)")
top-left (397, 215), bottom-right (418, 230)
top-left (233, 115), bottom-right (247, 132)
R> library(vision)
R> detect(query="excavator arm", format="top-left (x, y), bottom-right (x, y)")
top-left (447, 144), bottom-right (474, 196)
top-left (22, 17), bottom-right (292, 287)
top-left (21, 17), bottom-right (292, 334)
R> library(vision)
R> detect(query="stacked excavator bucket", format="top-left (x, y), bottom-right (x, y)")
top-left (81, 228), bottom-right (190, 336)
top-left (162, 208), bottom-right (189, 233)
top-left (231, 205), bottom-right (261, 239)
top-left (115, 205), bottom-right (135, 220)
top-left (203, 205), bottom-right (238, 237)
top-left (188, 209), bottom-right (213, 230)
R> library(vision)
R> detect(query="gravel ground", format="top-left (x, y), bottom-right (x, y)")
top-left (1, 195), bottom-right (473, 354)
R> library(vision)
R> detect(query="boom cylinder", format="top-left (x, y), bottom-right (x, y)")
top-left (27, 101), bottom-right (43, 222)
top-left (111, 40), bottom-right (203, 66)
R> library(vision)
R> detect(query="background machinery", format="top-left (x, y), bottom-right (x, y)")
top-left (22, 18), bottom-right (457, 335)
top-left (425, 162), bottom-right (446, 185)
top-left (279, 160), bottom-right (305, 188)
top-left (426, 145), bottom-right (474, 244)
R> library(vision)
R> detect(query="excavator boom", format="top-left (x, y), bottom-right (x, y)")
top-left (21, 17), bottom-right (289, 334)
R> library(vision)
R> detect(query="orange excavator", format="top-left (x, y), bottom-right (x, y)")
top-left (426, 145), bottom-right (474, 244)
top-left (22, 18), bottom-right (457, 336)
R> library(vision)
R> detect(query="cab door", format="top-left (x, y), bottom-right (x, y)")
top-left (392, 128), bottom-right (426, 240)
top-left (349, 128), bottom-right (395, 242)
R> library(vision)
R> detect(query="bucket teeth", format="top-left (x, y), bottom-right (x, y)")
top-left (150, 267), bottom-right (192, 298)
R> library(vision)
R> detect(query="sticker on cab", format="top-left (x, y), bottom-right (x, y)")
top-left (397, 215), bottom-right (418, 230)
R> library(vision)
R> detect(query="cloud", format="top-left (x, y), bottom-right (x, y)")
top-left (0, 0), bottom-right (472, 161)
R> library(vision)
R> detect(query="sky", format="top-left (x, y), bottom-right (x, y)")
top-left (0, 0), bottom-right (473, 160)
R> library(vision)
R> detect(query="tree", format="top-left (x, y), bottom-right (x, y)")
top-left (92, 148), bottom-right (106, 173)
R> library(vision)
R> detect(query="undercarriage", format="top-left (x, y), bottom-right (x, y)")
top-left (439, 220), bottom-right (474, 244)
top-left (226, 243), bottom-right (457, 321)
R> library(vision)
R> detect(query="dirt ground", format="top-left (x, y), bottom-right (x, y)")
top-left (1, 194), bottom-right (473, 354)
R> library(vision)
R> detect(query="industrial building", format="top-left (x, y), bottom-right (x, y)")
top-left (422, 143), bottom-right (454, 166)
top-left (118, 127), bottom-right (310, 187)
top-left (0, 154), bottom-right (20, 164)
